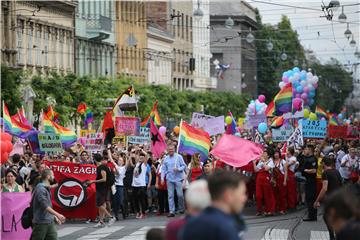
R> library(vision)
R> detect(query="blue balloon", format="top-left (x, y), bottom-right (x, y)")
top-left (309, 99), bottom-right (314, 106)
top-left (258, 122), bottom-right (268, 134)
top-left (300, 72), bottom-right (307, 81)
top-left (293, 67), bottom-right (300, 73)
top-left (256, 104), bottom-right (262, 112)
top-left (293, 82), bottom-right (299, 88)
top-left (282, 72), bottom-right (287, 77)
top-left (250, 100), bottom-right (255, 104)
top-left (338, 113), bottom-right (343, 119)
top-left (296, 86), bottom-right (303, 93)
top-left (309, 91), bottom-right (315, 98)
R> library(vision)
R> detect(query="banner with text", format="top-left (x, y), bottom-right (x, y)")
top-left (287, 125), bottom-right (304, 149)
top-left (247, 114), bottom-right (267, 128)
top-left (84, 132), bottom-right (104, 152)
top-left (191, 112), bottom-right (215, 129)
top-left (115, 117), bottom-right (140, 136)
top-left (38, 133), bottom-right (63, 153)
top-left (205, 116), bottom-right (225, 136)
top-left (347, 126), bottom-right (360, 139)
top-left (327, 125), bottom-right (348, 139)
top-left (128, 127), bottom-right (150, 145)
top-left (301, 119), bottom-right (327, 139)
top-left (272, 125), bottom-right (294, 142)
top-left (45, 161), bottom-right (97, 220)
top-left (79, 129), bottom-right (96, 138)
top-left (1, 192), bottom-right (32, 240)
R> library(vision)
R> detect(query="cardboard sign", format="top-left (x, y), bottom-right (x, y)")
top-left (38, 133), bottom-right (63, 153)
top-left (301, 120), bottom-right (327, 139)
top-left (84, 132), bottom-right (104, 152)
top-left (1, 192), bottom-right (32, 240)
top-left (128, 127), bottom-right (151, 145)
top-left (328, 125), bottom-right (348, 139)
top-left (287, 125), bottom-right (304, 149)
top-left (272, 125), bottom-right (294, 142)
top-left (112, 136), bottom-right (127, 148)
top-left (347, 126), bottom-right (360, 139)
top-left (205, 116), bottom-right (225, 136)
top-left (191, 112), bottom-right (215, 129)
top-left (247, 114), bottom-right (267, 128)
top-left (79, 129), bottom-right (95, 138)
top-left (115, 117), bottom-right (140, 136)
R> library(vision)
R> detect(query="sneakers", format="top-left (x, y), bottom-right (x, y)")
top-left (167, 213), bottom-right (175, 218)
top-left (108, 217), bottom-right (116, 226)
top-left (93, 222), bottom-right (106, 228)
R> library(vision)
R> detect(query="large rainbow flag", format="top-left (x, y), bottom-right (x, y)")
top-left (45, 105), bottom-right (59, 122)
top-left (43, 115), bottom-right (77, 146)
top-left (141, 101), bottom-right (161, 127)
top-left (274, 83), bottom-right (292, 116)
top-left (1, 104), bottom-right (37, 138)
top-left (265, 100), bottom-right (275, 117)
top-left (315, 106), bottom-right (328, 119)
top-left (178, 121), bottom-right (211, 161)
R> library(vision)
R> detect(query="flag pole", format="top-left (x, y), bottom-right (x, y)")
top-left (175, 119), bottom-right (183, 169)
top-left (2, 101), bottom-right (5, 133)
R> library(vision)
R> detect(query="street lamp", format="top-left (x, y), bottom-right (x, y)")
top-left (338, 6), bottom-right (347, 23)
top-left (246, 28), bottom-right (255, 43)
top-left (344, 23), bottom-right (352, 40)
top-left (266, 40), bottom-right (273, 51)
top-left (193, 0), bottom-right (204, 20)
top-left (329, 0), bottom-right (340, 11)
top-left (350, 35), bottom-right (356, 47)
top-left (280, 51), bottom-right (287, 61)
top-left (225, 17), bottom-right (234, 29)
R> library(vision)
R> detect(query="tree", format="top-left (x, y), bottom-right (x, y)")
top-left (1, 65), bottom-right (23, 114)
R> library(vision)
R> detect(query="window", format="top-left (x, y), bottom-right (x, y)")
top-left (190, 17), bottom-right (193, 43)
top-left (181, 13), bottom-right (184, 39)
top-left (173, 78), bottom-right (176, 89)
top-left (27, 24), bottom-right (33, 64)
top-left (16, 20), bottom-right (24, 64)
top-left (172, 9), bottom-right (176, 35)
top-left (54, 30), bottom-right (58, 67)
top-left (36, 26), bottom-right (41, 65)
top-left (67, 35), bottom-right (72, 69)
top-left (177, 11), bottom-right (180, 37)
top-left (59, 30), bottom-right (64, 68)
top-left (185, 15), bottom-right (188, 41)
top-left (44, 28), bottom-right (49, 66)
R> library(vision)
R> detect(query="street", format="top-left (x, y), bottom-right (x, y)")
top-left (57, 206), bottom-right (330, 240)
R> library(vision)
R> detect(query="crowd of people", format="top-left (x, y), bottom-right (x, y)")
top-left (1, 135), bottom-right (360, 240)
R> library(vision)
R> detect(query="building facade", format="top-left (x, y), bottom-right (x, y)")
top-left (1, 1), bottom-right (76, 74)
top-left (170, 0), bottom-right (194, 90)
top-left (75, 0), bottom-right (116, 78)
top-left (115, 1), bottom-right (147, 83)
top-left (146, 2), bottom-right (174, 86)
top-left (192, 0), bottom-right (214, 90)
top-left (210, 1), bottom-right (258, 96)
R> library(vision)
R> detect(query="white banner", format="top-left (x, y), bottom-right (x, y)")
top-left (191, 112), bottom-right (215, 129)
top-left (127, 127), bottom-right (150, 145)
top-left (272, 125), bottom-right (294, 142)
top-left (205, 116), bottom-right (225, 136)
top-left (287, 125), bottom-right (303, 149)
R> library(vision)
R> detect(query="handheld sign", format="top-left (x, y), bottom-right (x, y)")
top-left (115, 117), bottom-right (140, 136)
top-left (128, 127), bottom-right (150, 145)
top-left (301, 119), bottom-right (327, 139)
top-left (84, 132), bottom-right (104, 152)
top-left (272, 125), bottom-right (294, 142)
top-left (38, 133), bottom-right (63, 153)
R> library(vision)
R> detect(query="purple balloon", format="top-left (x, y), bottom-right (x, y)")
top-left (301, 93), bottom-right (308, 100)
top-left (313, 82), bottom-right (318, 88)
top-left (282, 76), bottom-right (289, 83)
top-left (258, 95), bottom-right (266, 103)
top-left (296, 93), bottom-right (301, 98)
top-left (303, 86), bottom-right (310, 93)
top-left (292, 98), bottom-right (302, 110)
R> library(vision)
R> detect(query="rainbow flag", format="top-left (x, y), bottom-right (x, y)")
top-left (265, 100), bottom-right (275, 117)
top-left (43, 115), bottom-right (77, 146)
top-left (226, 111), bottom-right (237, 135)
top-left (271, 115), bottom-right (284, 128)
top-left (2, 103), bottom-right (37, 138)
top-left (11, 107), bottom-right (30, 126)
top-left (315, 106), bottom-right (328, 119)
top-left (45, 106), bottom-right (59, 122)
top-left (77, 103), bottom-right (94, 128)
top-left (141, 101), bottom-right (161, 127)
top-left (329, 114), bottom-right (340, 126)
top-left (274, 83), bottom-right (292, 116)
top-left (178, 121), bottom-right (211, 161)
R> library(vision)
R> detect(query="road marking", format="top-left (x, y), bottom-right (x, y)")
top-left (310, 231), bottom-right (329, 240)
top-left (77, 226), bottom-right (124, 240)
top-left (58, 227), bottom-right (87, 237)
top-left (261, 228), bottom-right (289, 240)
top-left (118, 226), bottom-right (165, 240)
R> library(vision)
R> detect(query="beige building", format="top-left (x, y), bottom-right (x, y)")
top-left (170, 0), bottom-right (194, 90)
top-left (1, 1), bottom-right (76, 74)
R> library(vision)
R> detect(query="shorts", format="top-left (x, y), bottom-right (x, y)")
top-left (96, 188), bottom-right (111, 207)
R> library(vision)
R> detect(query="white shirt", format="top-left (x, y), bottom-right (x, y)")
top-left (286, 156), bottom-right (298, 172)
top-left (115, 165), bottom-right (126, 186)
top-left (336, 150), bottom-right (346, 170)
top-left (339, 154), bottom-right (359, 179)
top-left (132, 162), bottom-right (147, 187)
top-left (274, 159), bottom-right (287, 175)
top-left (256, 159), bottom-right (274, 170)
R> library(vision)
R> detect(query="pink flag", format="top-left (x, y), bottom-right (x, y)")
top-left (150, 119), bottom-right (167, 158)
top-left (210, 134), bottom-right (264, 167)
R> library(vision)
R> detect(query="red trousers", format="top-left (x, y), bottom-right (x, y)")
top-left (316, 178), bottom-right (322, 197)
top-left (256, 172), bottom-right (275, 213)
top-left (287, 170), bottom-right (297, 209)
top-left (273, 174), bottom-right (287, 212)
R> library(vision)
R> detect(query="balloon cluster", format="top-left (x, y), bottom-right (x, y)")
top-left (303, 109), bottom-right (318, 120)
top-left (245, 95), bottom-right (267, 117)
top-left (280, 67), bottom-right (319, 110)
top-left (159, 126), bottom-right (166, 138)
top-left (1, 132), bottom-right (13, 165)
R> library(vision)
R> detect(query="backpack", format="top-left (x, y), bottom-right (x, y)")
top-left (106, 166), bottom-right (115, 187)
top-left (21, 199), bottom-right (33, 229)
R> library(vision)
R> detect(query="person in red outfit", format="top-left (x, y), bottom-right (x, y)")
top-left (155, 156), bottom-right (169, 215)
top-left (253, 151), bottom-right (275, 216)
top-left (187, 154), bottom-right (203, 182)
top-left (272, 150), bottom-right (288, 214)
top-left (285, 147), bottom-right (299, 210)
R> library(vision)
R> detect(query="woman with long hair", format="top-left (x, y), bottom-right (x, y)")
top-left (285, 147), bottom-right (298, 210)
top-left (187, 153), bottom-right (203, 182)
top-left (272, 150), bottom-right (288, 214)
top-left (2, 169), bottom-right (24, 192)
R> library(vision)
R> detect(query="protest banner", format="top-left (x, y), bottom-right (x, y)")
top-left (115, 117), bottom-right (140, 136)
top-left (328, 125), bottom-right (348, 139)
top-left (347, 125), bottom-right (360, 140)
top-left (205, 116), bottom-right (225, 136)
top-left (272, 125), bottom-right (294, 142)
top-left (287, 125), bottom-right (304, 149)
top-left (38, 133), bottom-right (63, 153)
top-left (247, 114), bottom-right (267, 128)
top-left (112, 135), bottom-right (127, 148)
top-left (84, 132), bottom-right (104, 152)
top-left (79, 129), bottom-right (95, 138)
top-left (191, 112), bottom-right (215, 129)
top-left (128, 127), bottom-right (150, 145)
top-left (301, 119), bottom-right (327, 139)
top-left (45, 161), bottom-right (97, 220)
top-left (1, 192), bottom-right (32, 240)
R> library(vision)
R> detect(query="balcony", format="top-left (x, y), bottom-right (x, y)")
top-left (86, 15), bottom-right (112, 41)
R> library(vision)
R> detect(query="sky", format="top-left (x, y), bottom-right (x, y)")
top-left (249, 0), bottom-right (359, 70)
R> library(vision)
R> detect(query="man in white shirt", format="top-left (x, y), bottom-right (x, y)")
top-left (334, 144), bottom-right (345, 170)
top-left (339, 148), bottom-right (359, 183)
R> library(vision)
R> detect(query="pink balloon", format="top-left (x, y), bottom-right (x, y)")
top-left (301, 93), bottom-right (308, 100)
top-left (296, 94), bottom-right (301, 99)
top-left (313, 83), bottom-right (318, 88)
top-left (303, 86), bottom-right (310, 93)
top-left (282, 76), bottom-right (289, 83)
top-left (159, 126), bottom-right (166, 136)
top-left (258, 95), bottom-right (266, 103)
top-left (292, 98), bottom-right (302, 110)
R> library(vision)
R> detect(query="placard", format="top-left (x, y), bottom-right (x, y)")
top-left (84, 132), bottom-right (104, 152)
top-left (115, 117), bottom-right (140, 136)
top-left (205, 116), bottom-right (225, 136)
top-left (287, 125), bottom-right (304, 149)
top-left (272, 125), bottom-right (294, 142)
top-left (301, 119), bottom-right (327, 139)
top-left (127, 127), bottom-right (151, 145)
top-left (38, 133), bottom-right (63, 153)
top-left (327, 125), bottom-right (347, 139)
top-left (347, 126), bottom-right (360, 139)
top-left (191, 112), bottom-right (215, 129)
top-left (112, 136), bottom-right (127, 148)
top-left (247, 114), bottom-right (267, 128)
top-left (79, 129), bottom-right (95, 138)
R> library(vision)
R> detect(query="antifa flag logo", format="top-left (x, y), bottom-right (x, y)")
top-left (55, 178), bottom-right (87, 208)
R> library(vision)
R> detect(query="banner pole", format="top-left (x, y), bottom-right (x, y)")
top-left (176, 119), bottom-right (183, 155)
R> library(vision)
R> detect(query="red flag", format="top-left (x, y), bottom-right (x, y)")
top-left (210, 134), bottom-right (264, 167)
top-left (150, 118), bottom-right (167, 158)
top-left (44, 161), bottom-right (97, 220)
top-left (102, 111), bottom-right (114, 132)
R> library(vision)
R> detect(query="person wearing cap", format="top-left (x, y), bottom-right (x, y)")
top-left (340, 148), bottom-right (359, 184)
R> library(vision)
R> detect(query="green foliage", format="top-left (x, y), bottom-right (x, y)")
top-left (1, 65), bottom-right (23, 114)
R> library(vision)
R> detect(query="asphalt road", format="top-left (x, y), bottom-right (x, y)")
top-left (57, 206), bottom-right (330, 240)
